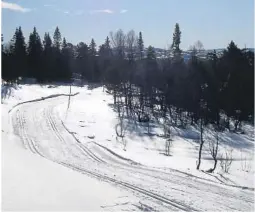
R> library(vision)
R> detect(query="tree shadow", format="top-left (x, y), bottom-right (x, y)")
top-left (108, 103), bottom-right (160, 140)
top-left (1, 83), bottom-right (21, 101)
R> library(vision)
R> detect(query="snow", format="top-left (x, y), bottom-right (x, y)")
top-left (1, 83), bottom-right (254, 211)
top-left (1, 84), bottom-right (138, 211)
top-left (58, 85), bottom-right (255, 188)
top-left (2, 132), bottom-right (136, 211)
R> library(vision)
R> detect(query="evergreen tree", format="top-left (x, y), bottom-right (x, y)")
top-left (137, 31), bottom-right (144, 60)
top-left (89, 38), bottom-right (97, 56)
top-left (171, 23), bottom-right (182, 59)
top-left (53, 26), bottom-right (62, 51)
top-left (62, 37), bottom-right (67, 48)
top-left (145, 46), bottom-right (158, 108)
top-left (76, 42), bottom-right (89, 79)
top-left (88, 38), bottom-right (97, 81)
top-left (27, 27), bottom-right (43, 81)
top-left (61, 37), bottom-right (72, 81)
top-left (1, 34), bottom-right (3, 50)
top-left (146, 45), bottom-right (156, 61)
top-left (43, 33), bottom-right (52, 49)
top-left (53, 27), bottom-right (62, 80)
top-left (43, 32), bottom-right (54, 81)
top-left (98, 36), bottom-right (113, 83)
top-left (104, 36), bottom-right (112, 57)
top-left (105, 36), bottom-right (111, 50)
top-left (1, 34), bottom-right (8, 81)
top-left (10, 26), bottom-right (27, 79)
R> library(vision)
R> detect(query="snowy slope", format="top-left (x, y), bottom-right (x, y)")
top-left (2, 83), bottom-right (254, 211)
top-left (1, 84), bottom-right (140, 211)
top-left (59, 86), bottom-right (255, 188)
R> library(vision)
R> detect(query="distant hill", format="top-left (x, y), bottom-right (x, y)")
top-left (145, 47), bottom-right (254, 60)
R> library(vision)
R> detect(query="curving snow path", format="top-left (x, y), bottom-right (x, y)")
top-left (10, 95), bottom-right (254, 211)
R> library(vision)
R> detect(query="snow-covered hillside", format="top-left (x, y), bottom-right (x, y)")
top-left (2, 84), bottom-right (138, 211)
top-left (2, 83), bottom-right (254, 211)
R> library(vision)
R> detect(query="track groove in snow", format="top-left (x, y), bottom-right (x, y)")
top-left (58, 161), bottom-right (196, 211)
top-left (10, 94), bottom-right (254, 211)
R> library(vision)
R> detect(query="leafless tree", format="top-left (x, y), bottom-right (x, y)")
top-left (207, 131), bottom-right (219, 173)
top-left (125, 30), bottom-right (137, 114)
top-left (189, 40), bottom-right (204, 56)
top-left (126, 30), bottom-right (137, 62)
top-left (194, 40), bottom-right (204, 53)
top-left (115, 95), bottom-right (127, 150)
top-left (109, 29), bottom-right (126, 58)
top-left (164, 121), bottom-right (172, 156)
top-left (219, 148), bottom-right (233, 173)
top-left (240, 149), bottom-right (251, 172)
top-left (196, 118), bottom-right (204, 170)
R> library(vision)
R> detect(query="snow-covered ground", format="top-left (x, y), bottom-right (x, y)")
top-left (2, 83), bottom-right (254, 211)
top-left (2, 84), bottom-right (139, 211)
top-left (58, 85), bottom-right (254, 188)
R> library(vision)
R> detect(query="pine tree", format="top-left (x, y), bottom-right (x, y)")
top-left (171, 23), bottom-right (182, 59)
top-left (61, 37), bottom-right (72, 81)
top-left (104, 36), bottom-right (112, 57)
top-left (221, 41), bottom-right (253, 130)
top-left (105, 36), bottom-right (110, 49)
top-left (145, 45), bottom-right (158, 109)
top-left (137, 31), bottom-right (144, 60)
top-left (52, 27), bottom-right (62, 80)
top-left (88, 38), bottom-right (98, 81)
top-left (89, 38), bottom-right (96, 56)
top-left (62, 37), bottom-right (67, 49)
top-left (27, 27), bottom-right (43, 81)
top-left (98, 36), bottom-right (112, 83)
top-left (43, 33), bottom-right (52, 49)
top-left (1, 33), bottom-right (8, 81)
top-left (146, 45), bottom-right (156, 61)
top-left (53, 26), bottom-right (61, 51)
top-left (10, 26), bottom-right (27, 79)
top-left (76, 42), bottom-right (89, 79)
top-left (1, 34), bottom-right (3, 50)
top-left (43, 32), bottom-right (54, 81)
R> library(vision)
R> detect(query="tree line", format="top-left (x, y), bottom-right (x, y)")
top-left (1, 23), bottom-right (254, 171)
top-left (2, 24), bottom-right (253, 128)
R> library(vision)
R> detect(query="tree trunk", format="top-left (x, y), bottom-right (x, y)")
top-left (212, 159), bottom-right (217, 172)
top-left (197, 119), bottom-right (204, 170)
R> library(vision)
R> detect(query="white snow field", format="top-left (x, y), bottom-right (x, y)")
top-left (2, 83), bottom-right (255, 211)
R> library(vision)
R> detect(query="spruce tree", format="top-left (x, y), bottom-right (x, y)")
top-left (145, 45), bottom-right (158, 108)
top-left (104, 36), bottom-right (112, 57)
top-left (88, 38), bottom-right (97, 81)
top-left (43, 32), bottom-right (53, 81)
top-left (76, 42), bottom-right (89, 79)
top-left (89, 38), bottom-right (96, 56)
top-left (10, 26), bottom-right (27, 79)
top-left (53, 26), bottom-right (62, 51)
top-left (61, 37), bottom-right (71, 81)
top-left (171, 23), bottom-right (182, 59)
top-left (146, 45), bottom-right (156, 61)
top-left (27, 27), bottom-right (43, 81)
top-left (137, 31), bottom-right (144, 60)
top-left (53, 27), bottom-right (62, 80)
top-left (62, 37), bottom-right (67, 49)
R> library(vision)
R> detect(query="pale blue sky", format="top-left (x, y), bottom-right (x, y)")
top-left (1, 0), bottom-right (254, 49)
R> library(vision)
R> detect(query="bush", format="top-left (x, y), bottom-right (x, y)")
top-left (219, 148), bottom-right (233, 173)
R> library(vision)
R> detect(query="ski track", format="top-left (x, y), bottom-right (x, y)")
top-left (10, 96), bottom-right (254, 212)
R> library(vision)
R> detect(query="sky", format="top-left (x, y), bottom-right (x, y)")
top-left (1, 0), bottom-right (254, 50)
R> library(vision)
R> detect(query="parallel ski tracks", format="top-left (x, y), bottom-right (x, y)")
top-left (10, 97), bottom-right (254, 211)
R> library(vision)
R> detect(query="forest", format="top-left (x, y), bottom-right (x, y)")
top-left (2, 24), bottom-right (254, 166)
